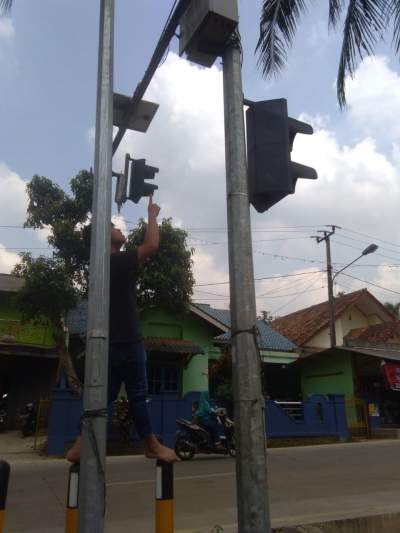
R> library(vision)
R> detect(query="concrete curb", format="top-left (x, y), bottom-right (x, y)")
top-left (177, 512), bottom-right (400, 533)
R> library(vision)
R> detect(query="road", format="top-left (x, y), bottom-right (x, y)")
top-left (3, 440), bottom-right (400, 532)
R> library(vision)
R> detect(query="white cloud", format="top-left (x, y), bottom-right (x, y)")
top-left (108, 52), bottom-right (400, 316)
top-left (346, 56), bottom-right (400, 139)
top-left (111, 214), bottom-right (128, 235)
top-left (0, 244), bottom-right (19, 273)
top-left (36, 225), bottom-right (52, 243)
top-left (0, 163), bottom-right (53, 272)
top-left (87, 127), bottom-right (95, 146)
top-left (115, 53), bottom-right (229, 290)
top-left (0, 162), bottom-right (28, 223)
top-left (0, 18), bottom-right (16, 70)
top-left (0, 19), bottom-right (15, 41)
top-left (191, 249), bottom-right (230, 308)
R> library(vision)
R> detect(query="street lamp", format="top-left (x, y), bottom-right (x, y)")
top-left (329, 243), bottom-right (379, 347)
top-left (332, 243), bottom-right (379, 282)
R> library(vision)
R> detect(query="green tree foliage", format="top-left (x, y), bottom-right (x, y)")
top-left (209, 346), bottom-right (234, 410)
top-left (126, 217), bottom-right (195, 312)
top-left (258, 310), bottom-right (274, 324)
top-left (24, 172), bottom-right (93, 293)
top-left (12, 171), bottom-right (195, 392)
top-left (385, 301), bottom-right (400, 318)
top-left (12, 171), bottom-right (93, 394)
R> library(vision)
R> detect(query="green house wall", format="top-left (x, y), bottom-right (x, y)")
top-left (301, 352), bottom-right (358, 424)
top-left (140, 307), bottom-right (223, 395)
top-left (0, 292), bottom-right (55, 347)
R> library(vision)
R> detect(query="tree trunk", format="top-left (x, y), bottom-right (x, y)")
top-left (55, 319), bottom-right (82, 396)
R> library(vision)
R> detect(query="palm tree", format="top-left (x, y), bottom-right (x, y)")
top-left (257, 0), bottom-right (399, 108)
top-left (0, 1), bottom-right (12, 14)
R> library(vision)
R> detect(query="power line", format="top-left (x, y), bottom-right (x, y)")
top-left (256, 272), bottom-right (325, 297)
top-left (271, 273), bottom-right (326, 315)
top-left (195, 270), bottom-right (325, 287)
top-left (341, 226), bottom-right (400, 250)
top-left (334, 239), bottom-right (400, 262)
top-left (334, 234), bottom-right (400, 254)
top-left (257, 286), bottom-right (325, 300)
top-left (0, 247), bottom-right (51, 250)
top-left (335, 232), bottom-right (400, 256)
top-left (340, 272), bottom-right (400, 296)
top-left (188, 236), bottom-right (310, 245)
top-left (254, 249), bottom-right (326, 264)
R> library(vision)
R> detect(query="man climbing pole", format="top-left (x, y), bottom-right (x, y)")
top-left (67, 196), bottom-right (179, 464)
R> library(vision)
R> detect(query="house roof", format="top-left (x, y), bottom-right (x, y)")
top-left (66, 301), bottom-right (231, 337)
top-left (272, 289), bottom-right (394, 347)
top-left (214, 319), bottom-right (297, 352)
top-left (66, 301), bottom-right (296, 353)
top-left (0, 273), bottom-right (24, 293)
top-left (345, 321), bottom-right (400, 344)
top-left (297, 345), bottom-right (400, 364)
top-left (190, 303), bottom-right (231, 329)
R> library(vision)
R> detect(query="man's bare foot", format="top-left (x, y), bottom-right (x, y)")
top-left (66, 436), bottom-right (81, 463)
top-left (144, 434), bottom-right (180, 463)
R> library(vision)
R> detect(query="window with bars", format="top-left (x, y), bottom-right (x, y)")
top-left (148, 366), bottom-right (180, 396)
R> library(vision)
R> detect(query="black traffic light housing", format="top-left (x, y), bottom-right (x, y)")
top-left (128, 158), bottom-right (159, 204)
top-left (246, 98), bottom-right (317, 213)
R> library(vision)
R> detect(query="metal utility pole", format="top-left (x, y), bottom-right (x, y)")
top-left (222, 36), bottom-right (271, 533)
top-left (312, 226), bottom-right (339, 348)
top-left (78, 1), bottom-right (114, 532)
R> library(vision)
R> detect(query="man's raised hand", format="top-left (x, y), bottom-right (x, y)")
top-left (148, 195), bottom-right (161, 218)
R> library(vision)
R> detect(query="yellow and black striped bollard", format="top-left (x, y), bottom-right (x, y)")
top-left (155, 460), bottom-right (174, 533)
top-left (65, 463), bottom-right (80, 533)
top-left (0, 460), bottom-right (10, 533)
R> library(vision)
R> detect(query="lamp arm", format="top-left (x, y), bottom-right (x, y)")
top-left (332, 254), bottom-right (363, 282)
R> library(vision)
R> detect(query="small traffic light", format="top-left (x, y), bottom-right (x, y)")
top-left (246, 98), bottom-right (317, 213)
top-left (114, 153), bottom-right (130, 213)
top-left (128, 158), bottom-right (159, 204)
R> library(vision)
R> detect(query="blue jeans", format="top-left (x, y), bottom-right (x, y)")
top-left (199, 416), bottom-right (224, 444)
top-left (108, 341), bottom-right (153, 439)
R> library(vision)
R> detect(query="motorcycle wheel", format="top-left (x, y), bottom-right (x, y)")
top-left (22, 425), bottom-right (35, 438)
top-left (227, 436), bottom-right (236, 458)
top-left (175, 436), bottom-right (195, 461)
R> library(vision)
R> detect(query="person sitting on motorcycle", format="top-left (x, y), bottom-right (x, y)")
top-left (195, 391), bottom-right (224, 449)
top-left (191, 400), bottom-right (199, 423)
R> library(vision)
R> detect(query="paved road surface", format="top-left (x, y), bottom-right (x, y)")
top-left (3, 440), bottom-right (400, 532)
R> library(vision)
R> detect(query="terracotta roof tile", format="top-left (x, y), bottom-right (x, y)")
top-left (346, 321), bottom-right (400, 344)
top-left (271, 289), bottom-right (369, 346)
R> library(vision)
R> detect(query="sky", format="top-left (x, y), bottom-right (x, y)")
top-left (1, 0), bottom-right (400, 318)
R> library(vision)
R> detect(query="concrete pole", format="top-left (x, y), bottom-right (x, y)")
top-left (325, 234), bottom-right (337, 347)
top-left (222, 36), bottom-right (272, 533)
top-left (78, 1), bottom-right (114, 531)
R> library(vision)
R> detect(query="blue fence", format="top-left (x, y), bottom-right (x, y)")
top-left (47, 387), bottom-right (348, 455)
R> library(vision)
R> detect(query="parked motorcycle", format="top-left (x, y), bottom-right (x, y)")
top-left (19, 401), bottom-right (37, 437)
top-left (0, 393), bottom-right (8, 433)
top-left (175, 407), bottom-right (235, 460)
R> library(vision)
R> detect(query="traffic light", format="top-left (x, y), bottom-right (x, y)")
top-left (128, 158), bottom-right (159, 204)
top-left (246, 98), bottom-right (317, 213)
top-left (114, 153), bottom-right (130, 213)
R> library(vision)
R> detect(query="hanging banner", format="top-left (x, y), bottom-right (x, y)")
top-left (382, 362), bottom-right (400, 391)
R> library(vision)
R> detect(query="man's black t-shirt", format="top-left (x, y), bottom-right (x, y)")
top-left (109, 249), bottom-right (141, 343)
